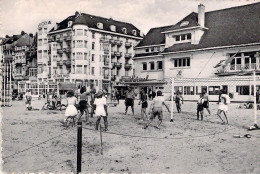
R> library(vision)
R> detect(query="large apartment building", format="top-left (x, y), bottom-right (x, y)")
top-left (133, 3), bottom-right (260, 102)
top-left (44, 12), bottom-right (143, 92)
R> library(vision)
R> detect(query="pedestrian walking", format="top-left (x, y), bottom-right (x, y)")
top-left (115, 89), bottom-right (120, 104)
top-left (94, 91), bottom-right (108, 131)
top-left (144, 90), bottom-right (170, 129)
top-left (125, 87), bottom-right (135, 115)
top-left (217, 89), bottom-right (230, 124)
top-left (175, 91), bottom-right (183, 113)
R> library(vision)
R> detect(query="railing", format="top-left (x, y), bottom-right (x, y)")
top-left (124, 63), bottom-right (132, 70)
top-left (216, 63), bottom-right (260, 75)
top-left (104, 74), bottom-right (109, 79)
top-left (111, 75), bottom-right (116, 81)
top-left (115, 51), bottom-right (122, 57)
top-left (109, 39), bottom-right (115, 45)
top-left (125, 42), bottom-right (132, 47)
top-left (125, 53), bottom-right (132, 58)
top-left (115, 40), bottom-right (122, 46)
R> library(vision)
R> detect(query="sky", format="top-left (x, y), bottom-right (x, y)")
top-left (1, 0), bottom-right (259, 37)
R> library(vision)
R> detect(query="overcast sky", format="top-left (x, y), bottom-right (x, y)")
top-left (1, 0), bottom-right (259, 37)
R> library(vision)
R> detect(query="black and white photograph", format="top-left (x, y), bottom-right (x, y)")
top-left (1, 0), bottom-right (260, 173)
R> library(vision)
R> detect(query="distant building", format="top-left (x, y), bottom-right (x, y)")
top-left (133, 3), bottom-right (260, 101)
top-left (46, 12), bottom-right (143, 92)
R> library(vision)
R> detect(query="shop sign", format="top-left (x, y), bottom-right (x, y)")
top-left (120, 75), bottom-right (149, 82)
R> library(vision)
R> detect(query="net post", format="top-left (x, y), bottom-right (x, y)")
top-left (77, 121), bottom-right (82, 174)
top-left (170, 77), bottom-right (174, 121)
top-left (253, 71), bottom-right (257, 125)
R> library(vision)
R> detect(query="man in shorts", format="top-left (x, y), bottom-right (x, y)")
top-left (144, 90), bottom-right (170, 129)
top-left (125, 87), bottom-right (135, 115)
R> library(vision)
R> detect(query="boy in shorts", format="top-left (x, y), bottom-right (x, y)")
top-left (144, 90), bottom-right (170, 129)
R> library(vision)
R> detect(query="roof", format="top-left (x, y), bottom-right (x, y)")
top-left (133, 52), bottom-right (161, 58)
top-left (49, 12), bottom-right (143, 38)
top-left (16, 34), bottom-right (34, 47)
top-left (3, 35), bottom-right (22, 44)
top-left (135, 25), bottom-right (173, 47)
top-left (163, 2), bottom-right (260, 53)
top-left (164, 12), bottom-right (199, 32)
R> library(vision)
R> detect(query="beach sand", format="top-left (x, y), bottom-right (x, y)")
top-left (1, 98), bottom-right (260, 173)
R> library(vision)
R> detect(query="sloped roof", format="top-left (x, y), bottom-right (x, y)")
top-left (49, 12), bottom-right (143, 38)
top-left (135, 25), bottom-right (173, 47)
top-left (4, 35), bottom-right (22, 44)
top-left (163, 2), bottom-right (260, 53)
top-left (164, 12), bottom-right (199, 32)
top-left (16, 34), bottom-right (34, 47)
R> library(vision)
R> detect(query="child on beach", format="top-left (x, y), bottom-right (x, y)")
top-left (197, 93), bottom-right (205, 120)
top-left (175, 91), bottom-right (183, 113)
top-left (94, 91), bottom-right (108, 131)
top-left (144, 91), bottom-right (170, 129)
top-left (64, 91), bottom-right (78, 125)
top-left (217, 90), bottom-right (230, 124)
top-left (138, 94), bottom-right (148, 121)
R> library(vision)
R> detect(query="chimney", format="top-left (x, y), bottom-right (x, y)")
top-left (198, 4), bottom-right (205, 27)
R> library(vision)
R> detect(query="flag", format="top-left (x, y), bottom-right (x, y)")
top-left (214, 60), bottom-right (225, 68)
top-left (224, 50), bottom-right (240, 65)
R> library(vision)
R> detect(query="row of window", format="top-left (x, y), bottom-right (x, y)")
top-left (38, 39), bottom-right (48, 46)
top-left (145, 46), bottom-right (161, 53)
top-left (38, 28), bottom-right (48, 35)
top-left (174, 57), bottom-right (190, 67)
top-left (174, 33), bottom-right (191, 42)
top-left (174, 85), bottom-right (259, 96)
top-left (142, 61), bottom-right (163, 71)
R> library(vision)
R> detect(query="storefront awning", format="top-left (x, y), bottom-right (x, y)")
top-left (58, 82), bottom-right (77, 90)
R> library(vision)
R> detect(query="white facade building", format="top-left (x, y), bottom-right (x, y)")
top-left (133, 3), bottom-right (260, 102)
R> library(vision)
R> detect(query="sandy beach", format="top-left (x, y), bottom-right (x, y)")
top-left (1, 98), bottom-right (260, 173)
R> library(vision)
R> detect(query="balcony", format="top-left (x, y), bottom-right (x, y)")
top-left (115, 40), bottom-right (122, 46)
top-left (48, 50), bottom-right (51, 54)
top-left (111, 51), bottom-right (116, 57)
top-left (114, 62), bottom-right (122, 68)
top-left (124, 63), bottom-right (132, 70)
top-left (56, 37), bottom-right (63, 43)
top-left (56, 61), bottom-right (63, 66)
top-left (109, 39), bottom-right (115, 45)
top-left (125, 42), bottom-right (132, 48)
top-left (104, 74), bottom-right (109, 79)
top-left (48, 61), bottom-right (51, 66)
top-left (57, 49), bottom-right (63, 55)
top-left (48, 74), bottom-right (51, 78)
top-left (125, 53), bottom-right (132, 59)
top-left (104, 50), bottom-right (109, 54)
top-left (115, 51), bottom-right (122, 57)
top-left (65, 36), bottom-right (72, 41)
top-left (66, 60), bottom-right (71, 66)
top-left (100, 37), bottom-right (108, 43)
top-left (215, 63), bottom-right (260, 76)
top-left (104, 60), bottom-right (109, 66)
top-left (111, 75), bottom-right (116, 81)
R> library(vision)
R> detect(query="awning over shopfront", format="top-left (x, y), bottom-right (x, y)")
top-left (58, 82), bottom-right (77, 90)
top-left (120, 80), bottom-right (166, 85)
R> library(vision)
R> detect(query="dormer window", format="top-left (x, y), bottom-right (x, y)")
top-left (132, 30), bottom-right (137, 36)
top-left (174, 33), bottom-right (192, 42)
top-left (110, 25), bottom-right (116, 32)
top-left (122, 28), bottom-right (127, 34)
top-left (97, 23), bottom-right (103, 29)
top-left (54, 24), bottom-right (58, 30)
top-left (68, 21), bottom-right (73, 28)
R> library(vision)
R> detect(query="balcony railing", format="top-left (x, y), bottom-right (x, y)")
top-left (48, 61), bottom-right (51, 66)
top-left (109, 39), bottom-right (115, 45)
top-left (125, 42), bottom-right (132, 48)
top-left (48, 74), bottom-right (51, 78)
top-left (66, 60), bottom-right (71, 66)
top-left (100, 37), bottom-right (108, 43)
top-left (115, 40), bottom-right (122, 46)
top-left (56, 37), bottom-right (63, 43)
top-left (56, 61), bottom-right (63, 66)
top-left (125, 53), bottom-right (132, 59)
top-left (216, 63), bottom-right (260, 75)
top-left (57, 49), bottom-right (63, 54)
top-left (104, 74), bottom-right (109, 79)
top-left (115, 51), bottom-right (122, 57)
top-left (65, 36), bottom-right (72, 41)
top-left (115, 62), bottom-right (122, 68)
top-left (124, 63), bottom-right (132, 70)
top-left (111, 75), bottom-right (116, 81)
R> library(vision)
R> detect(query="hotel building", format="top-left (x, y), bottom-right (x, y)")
top-left (46, 12), bottom-right (143, 92)
top-left (133, 3), bottom-right (260, 102)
